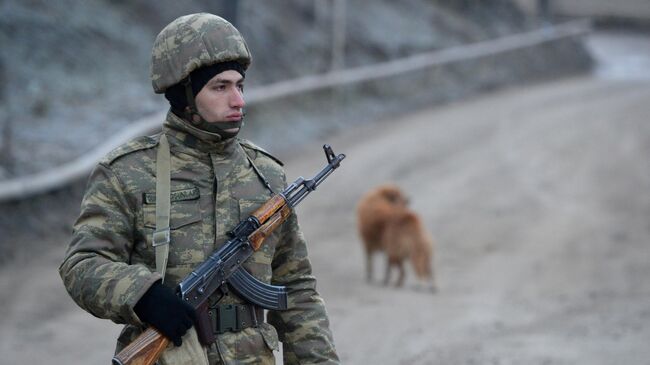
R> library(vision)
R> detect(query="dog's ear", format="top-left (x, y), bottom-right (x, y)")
top-left (394, 190), bottom-right (409, 206)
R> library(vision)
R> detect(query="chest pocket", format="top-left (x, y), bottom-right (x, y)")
top-left (142, 186), bottom-right (205, 268)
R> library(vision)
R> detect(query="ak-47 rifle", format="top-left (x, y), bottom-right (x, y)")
top-left (112, 144), bottom-right (345, 365)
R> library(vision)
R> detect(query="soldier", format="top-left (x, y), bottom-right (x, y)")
top-left (59, 13), bottom-right (340, 365)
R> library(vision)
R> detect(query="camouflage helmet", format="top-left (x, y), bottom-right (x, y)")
top-left (150, 13), bottom-right (252, 94)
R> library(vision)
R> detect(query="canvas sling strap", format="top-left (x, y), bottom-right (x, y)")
top-left (154, 133), bottom-right (210, 365)
top-left (153, 133), bottom-right (171, 282)
top-left (243, 152), bottom-right (275, 195)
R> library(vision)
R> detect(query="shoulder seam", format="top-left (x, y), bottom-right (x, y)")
top-left (239, 139), bottom-right (284, 166)
top-left (102, 135), bottom-right (159, 165)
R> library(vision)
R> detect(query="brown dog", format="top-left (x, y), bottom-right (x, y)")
top-left (356, 184), bottom-right (435, 291)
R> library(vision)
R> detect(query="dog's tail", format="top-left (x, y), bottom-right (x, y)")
top-left (398, 211), bottom-right (434, 281)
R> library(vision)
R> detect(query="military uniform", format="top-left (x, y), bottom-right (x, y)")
top-left (59, 111), bottom-right (340, 364)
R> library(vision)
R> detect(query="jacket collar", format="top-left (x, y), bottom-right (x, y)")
top-left (162, 110), bottom-right (238, 155)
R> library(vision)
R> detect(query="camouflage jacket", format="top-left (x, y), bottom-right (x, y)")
top-left (59, 111), bottom-right (339, 364)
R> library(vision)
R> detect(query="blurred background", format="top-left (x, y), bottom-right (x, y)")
top-left (1, 1), bottom-right (649, 364)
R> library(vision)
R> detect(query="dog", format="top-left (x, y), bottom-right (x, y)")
top-left (356, 184), bottom-right (436, 291)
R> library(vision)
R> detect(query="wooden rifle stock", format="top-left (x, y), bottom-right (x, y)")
top-left (111, 327), bottom-right (169, 365)
top-left (251, 194), bottom-right (286, 223)
top-left (250, 204), bottom-right (292, 250)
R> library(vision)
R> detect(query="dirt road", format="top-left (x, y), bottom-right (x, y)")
top-left (1, 75), bottom-right (649, 364)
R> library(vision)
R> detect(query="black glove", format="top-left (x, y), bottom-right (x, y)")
top-left (134, 280), bottom-right (196, 346)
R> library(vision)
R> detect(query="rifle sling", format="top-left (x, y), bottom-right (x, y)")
top-left (244, 151), bottom-right (275, 195)
top-left (153, 133), bottom-right (171, 282)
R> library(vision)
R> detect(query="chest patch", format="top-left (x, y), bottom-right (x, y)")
top-left (143, 186), bottom-right (200, 204)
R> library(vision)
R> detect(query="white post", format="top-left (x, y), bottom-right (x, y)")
top-left (314, 0), bottom-right (329, 26)
top-left (222, 0), bottom-right (240, 27)
top-left (331, 0), bottom-right (347, 70)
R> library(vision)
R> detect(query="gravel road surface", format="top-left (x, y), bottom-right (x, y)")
top-left (1, 75), bottom-right (649, 364)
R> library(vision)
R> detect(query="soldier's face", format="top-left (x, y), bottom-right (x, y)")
top-left (194, 70), bottom-right (245, 132)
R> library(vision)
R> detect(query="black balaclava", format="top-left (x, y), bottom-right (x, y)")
top-left (164, 61), bottom-right (246, 139)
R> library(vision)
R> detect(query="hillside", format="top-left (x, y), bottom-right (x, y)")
top-left (0, 0), bottom-right (591, 178)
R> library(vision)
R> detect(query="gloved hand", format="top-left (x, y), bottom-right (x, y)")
top-left (134, 280), bottom-right (196, 346)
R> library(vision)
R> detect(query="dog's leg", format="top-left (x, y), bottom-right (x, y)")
top-left (428, 262), bottom-right (437, 293)
top-left (383, 258), bottom-right (392, 286)
top-left (419, 253), bottom-right (437, 293)
top-left (366, 249), bottom-right (374, 283)
top-left (396, 261), bottom-right (406, 287)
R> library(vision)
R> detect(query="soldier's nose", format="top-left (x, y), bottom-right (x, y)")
top-left (231, 89), bottom-right (245, 108)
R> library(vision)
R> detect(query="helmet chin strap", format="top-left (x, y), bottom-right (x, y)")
top-left (182, 76), bottom-right (243, 140)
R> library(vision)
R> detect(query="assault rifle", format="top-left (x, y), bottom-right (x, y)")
top-left (112, 145), bottom-right (345, 365)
